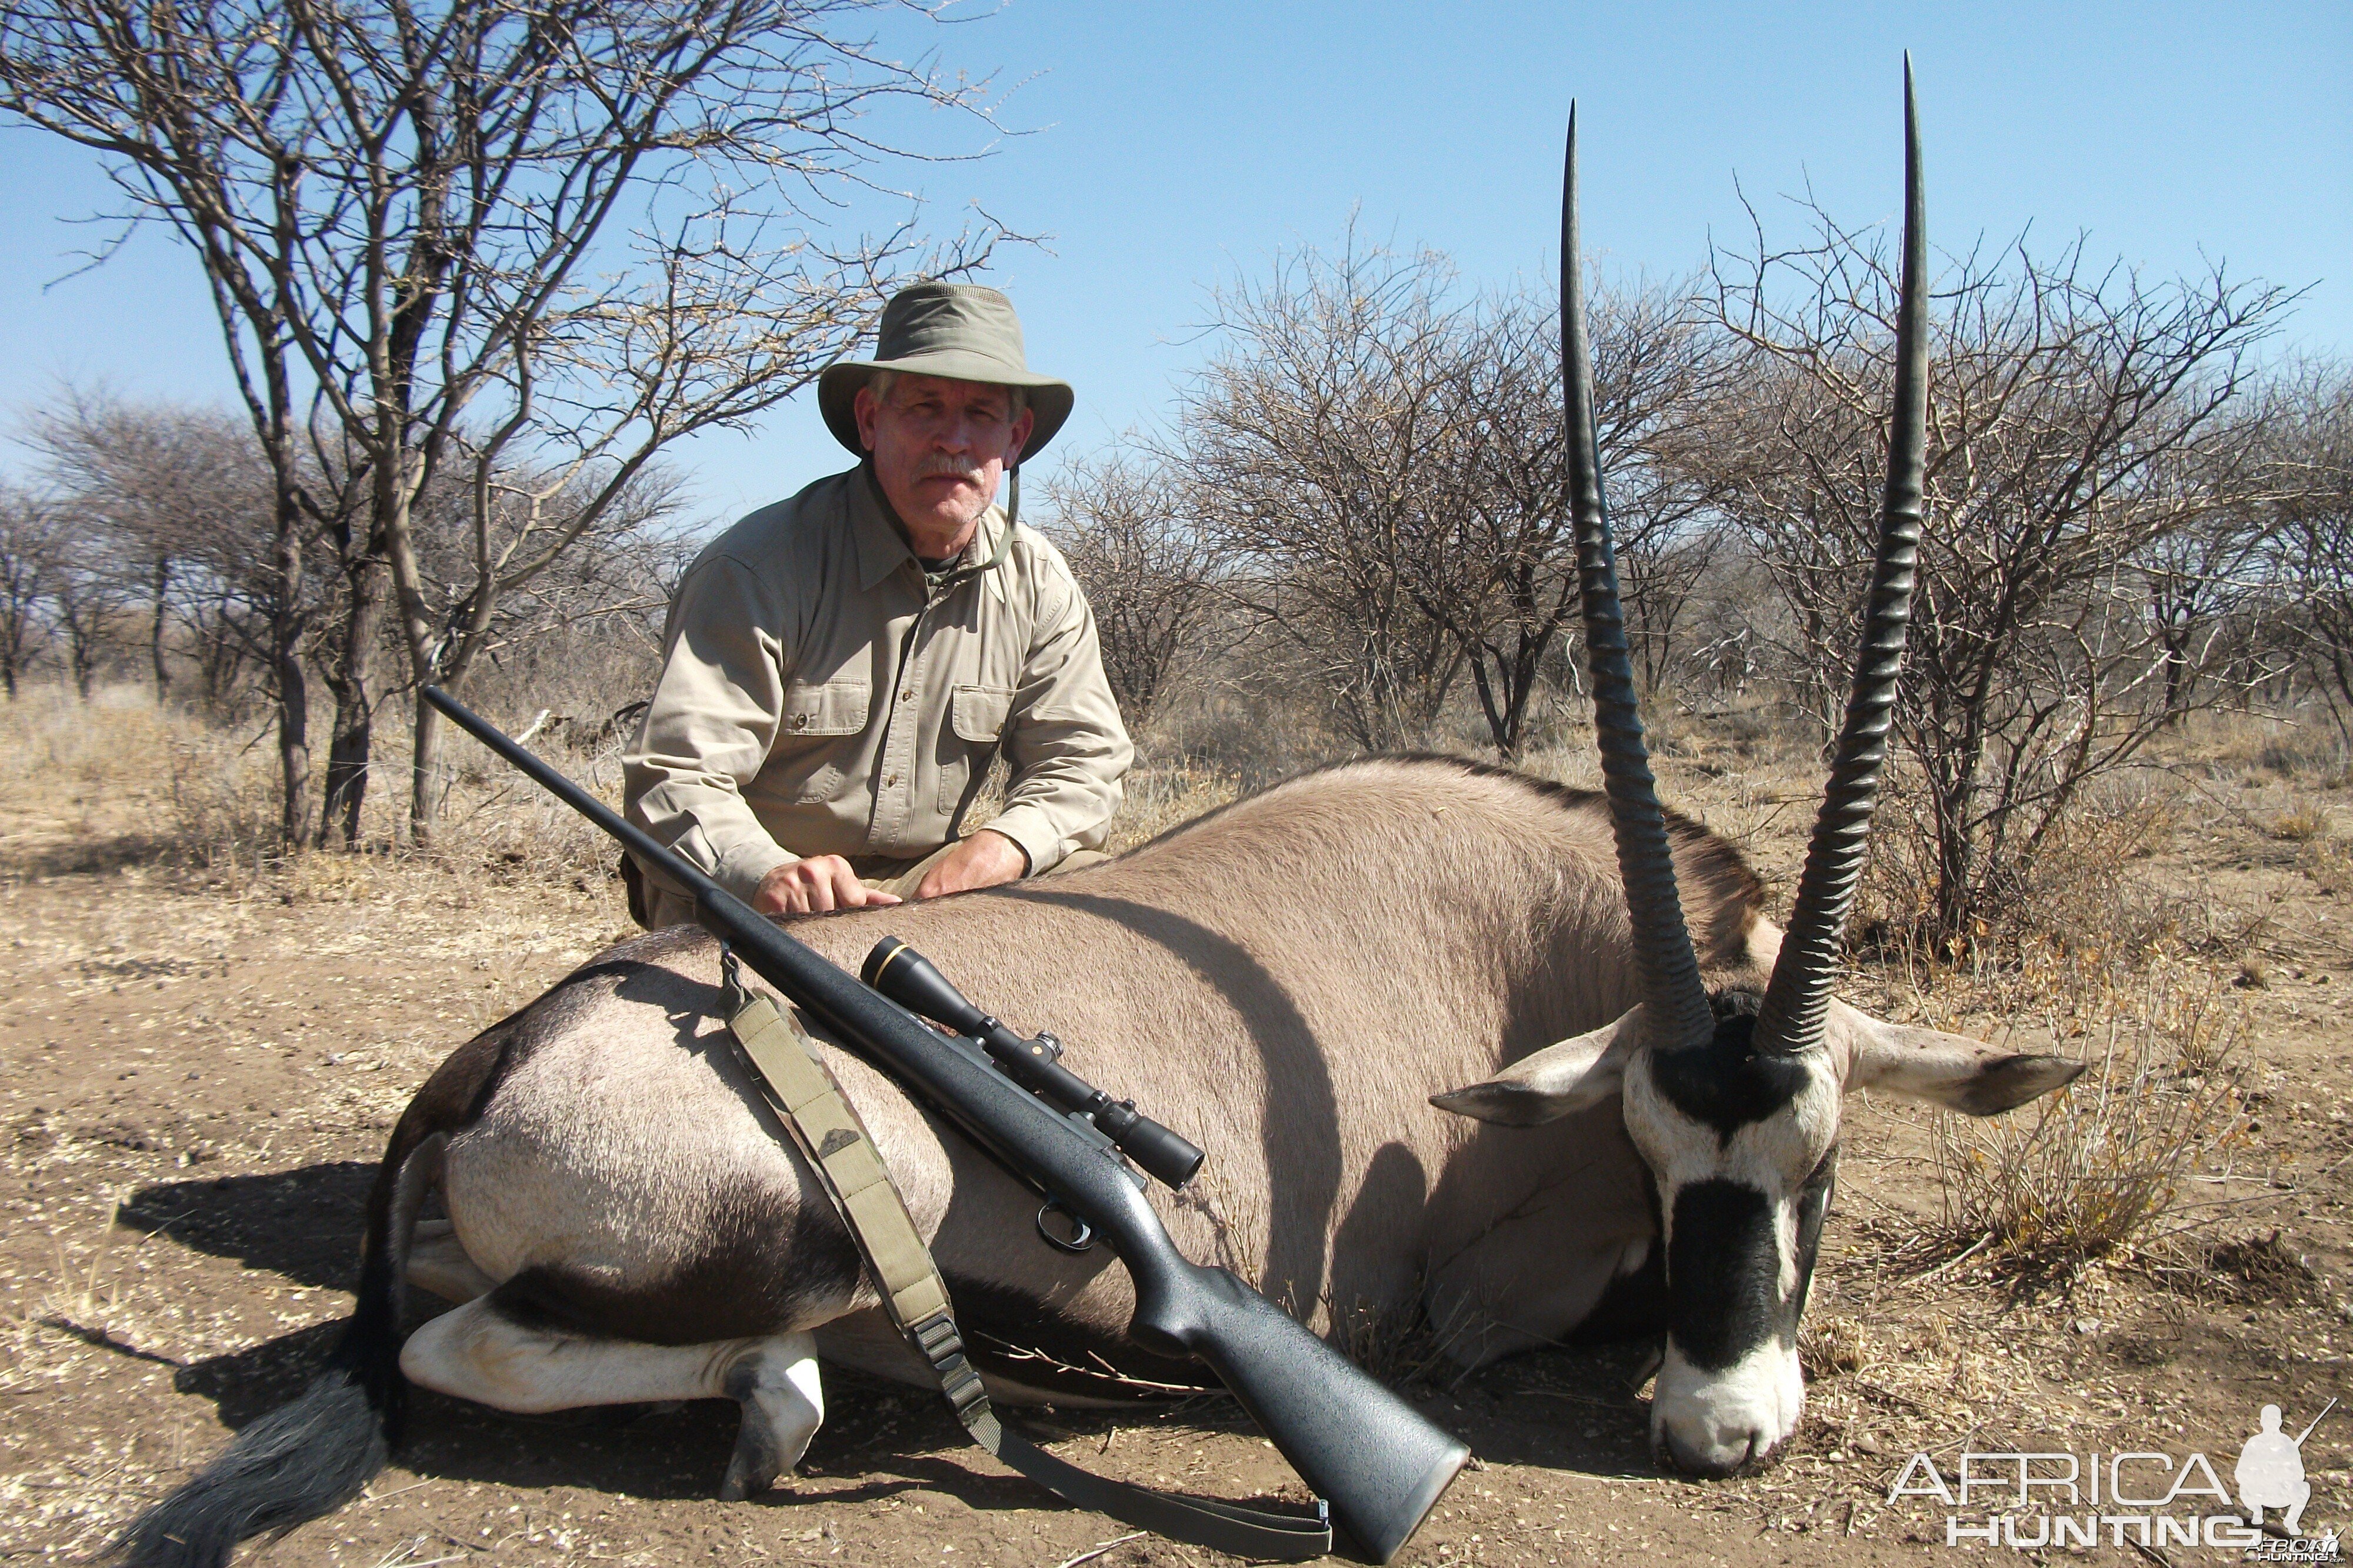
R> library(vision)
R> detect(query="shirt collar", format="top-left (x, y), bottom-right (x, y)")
top-left (851, 463), bottom-right (914, 592)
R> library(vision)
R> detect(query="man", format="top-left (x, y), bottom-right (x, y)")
top-left (623, 282), bottom-right (1132, 925)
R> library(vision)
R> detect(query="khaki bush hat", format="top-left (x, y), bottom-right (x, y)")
top-left (818, 282), bottom-right (1074, 459)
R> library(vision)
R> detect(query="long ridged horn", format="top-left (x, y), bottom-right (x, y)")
top-left (1752, 59), bottom-right (1930, 1056)
top-left (1562, 105), bottom-right (1715, 1052)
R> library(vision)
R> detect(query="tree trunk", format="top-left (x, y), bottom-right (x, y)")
top-left (1928, 735), bottom-right (1983, 956)
top-left (150, 557), bottom-right (172, 701)
top-left (271, 473), bottom-right (311, 849)
top-left (71, 626), bottom-right (96, 700)
top-left (276, 643), bottom-right (311, 848)
top-left (1467, 649), bottom-right (1512, 758)
top-left (318, 551), bottom-right (388, 849)
top-left (409, 691), bottom-right (448, 847)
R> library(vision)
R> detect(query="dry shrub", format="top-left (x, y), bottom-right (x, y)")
top-left (1860, 767), bottom-right (2198, 970)
top-left (418, 709), bottom-right (632, 886)
top-left (1325, 1292), bottom-right (1449, 1387)
top-left (1798, 1312), bottom-right (1868, 1378)
top-left (1855, 765), bottom-right (2265, 1050)
top-left (1926, 985), bottom-right (2251, 1282)
top-left (1821, 735), bottom-right (2275, 1287)
top-left (2304, 832), bottom-right (2353, 898)
top-left (2269, 802), bottom-right (2331, 842)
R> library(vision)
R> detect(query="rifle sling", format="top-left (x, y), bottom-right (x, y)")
top-left (719, 950), bottom-right (1334, 1562)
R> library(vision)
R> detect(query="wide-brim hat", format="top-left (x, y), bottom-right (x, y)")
top-left (818, 282), bottom-right (1074, 461)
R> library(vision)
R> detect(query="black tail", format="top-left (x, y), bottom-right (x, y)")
top-left (115, 1163), bottom-right (415, 1568)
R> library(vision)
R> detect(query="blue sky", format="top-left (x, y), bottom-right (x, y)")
top-left (4, 1), bottom-right (2346, 530)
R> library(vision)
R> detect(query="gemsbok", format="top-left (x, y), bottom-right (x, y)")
top-left (122, 70), bottom-right (2082, 1568)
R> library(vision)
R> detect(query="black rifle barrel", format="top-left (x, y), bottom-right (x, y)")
top-left (421, 686), bottom-right (1464, 1564)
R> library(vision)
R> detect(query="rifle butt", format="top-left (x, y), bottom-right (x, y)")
top-left (1130, 1260), bottom-right (1465, 1564)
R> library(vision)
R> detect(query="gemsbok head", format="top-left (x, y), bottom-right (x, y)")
top-left (1434, 69), bottom-right (2084, 1476)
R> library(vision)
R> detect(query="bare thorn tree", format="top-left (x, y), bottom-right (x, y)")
top-left (27, 393), bottom-right (277, 706)
top-left (1, 0), bottom-right (1012, 843)
top-left (1706, 201), bottom-right (2294, 946)
top-left (2270, 363), bottom-right (2353, 732)
top-left (1179, 232), bottom-right (1473, 751)
top-left (0, 485), bottom-right (62, 700)
top-left (1043, 445), bottom-right (1225, 732)
top-left (1412, 276), bottom-right (1728, 756)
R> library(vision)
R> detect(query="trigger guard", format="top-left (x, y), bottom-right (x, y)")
top-left (1036, 1201), bottom-right (1094, 1253)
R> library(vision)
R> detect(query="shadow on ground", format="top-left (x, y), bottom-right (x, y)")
top-left (2, 833), bottom-right (180, 880)
top-left (118, 1161), bottom-right (375, 1292)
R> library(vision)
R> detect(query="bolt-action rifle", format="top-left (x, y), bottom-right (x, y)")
top-left (424, 685), bottom-right (1465, 1564)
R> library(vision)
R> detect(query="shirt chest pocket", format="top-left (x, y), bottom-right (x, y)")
top-left (950, 684), bottom-right (1014, 743)
top-left (939, 684), bottom-right (1015, 814)
top-left (779, 679), bottom-right (869, 804)
top-left (781, 678), bottom-right (870, 738)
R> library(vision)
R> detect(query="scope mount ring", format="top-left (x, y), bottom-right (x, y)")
top-left (1035, 1200), bottom-right (1094, 1253)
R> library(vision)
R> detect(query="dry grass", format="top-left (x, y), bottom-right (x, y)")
top-left (0, 682), bottom-right (1251, 896)
top-left (2270, 802), bottom-right (2332, 842)
top-left (1925, 1000), bottom-right (2252, 1282)
top-left (1859, 797), bottom-right (2261, 1284)
top-left (2169, 706), bottom-right (2352, 783)
top-left (1102, 763), bottom-right (1242, 855)
top-left (0, 683), bottom-right (629, 891)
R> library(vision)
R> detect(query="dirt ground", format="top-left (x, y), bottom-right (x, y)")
top-left (6, 715), bottom-right (2353, 1567)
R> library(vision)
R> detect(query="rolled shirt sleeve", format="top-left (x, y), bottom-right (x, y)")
top-left (984, 554), bottom-right (1134, 873)
top-left (624, 555), bottom-right (799, 902)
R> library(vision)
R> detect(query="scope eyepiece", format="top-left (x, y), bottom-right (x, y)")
top-left (1095, 1100), bottom-right (1207, 1189)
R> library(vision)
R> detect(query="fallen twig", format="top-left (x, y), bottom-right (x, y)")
top-left (1054, 1532), bottom-right (1146, 1568)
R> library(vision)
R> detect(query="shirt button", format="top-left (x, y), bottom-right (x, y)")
top-left (885, 773), bottom-right (899, 786)
top-left (791, 714), bottom-right (808, 730)
top-left (902, 689), bottom-right (915, 703)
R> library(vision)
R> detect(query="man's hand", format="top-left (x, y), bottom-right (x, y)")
top-left (751, 855), bottom-right (902, 916)
top-left (914, 830), bottom-right (1028, 900)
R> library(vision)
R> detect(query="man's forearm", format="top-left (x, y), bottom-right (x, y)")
top-left (988, 756), bottom-right (1125, 873)
top-left (624, 778), bottom-right (796, 903)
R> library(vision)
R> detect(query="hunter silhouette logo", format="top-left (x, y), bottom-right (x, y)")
top-left (2239, 1400), bottom-right (2334, 1537)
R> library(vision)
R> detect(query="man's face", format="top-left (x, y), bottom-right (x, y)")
top-left (854, 373), bottom-right (1034, 558)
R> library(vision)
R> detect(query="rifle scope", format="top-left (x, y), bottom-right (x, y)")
top-left (864, 936), bottom-right (1206, 1192)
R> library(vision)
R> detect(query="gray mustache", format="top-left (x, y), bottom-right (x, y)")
top-left (915, 459), bottom-right (987, 483)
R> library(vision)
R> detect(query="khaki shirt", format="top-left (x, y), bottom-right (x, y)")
top-left (623, 466), bottom-right (1132, 902)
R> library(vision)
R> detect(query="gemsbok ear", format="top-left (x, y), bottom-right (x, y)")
top-left (1837, 1003), bottom-right (2085, 1116)
top-left (1431, 1007), bottom-right (1644, 1127)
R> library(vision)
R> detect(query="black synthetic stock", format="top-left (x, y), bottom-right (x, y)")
top-left (1125, 1263), bottom-right (1467, 1564)
top-left (864, 936), bottom-right (1206, 1189)
top-left (422, 686), bottom-right (1465, 1563)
